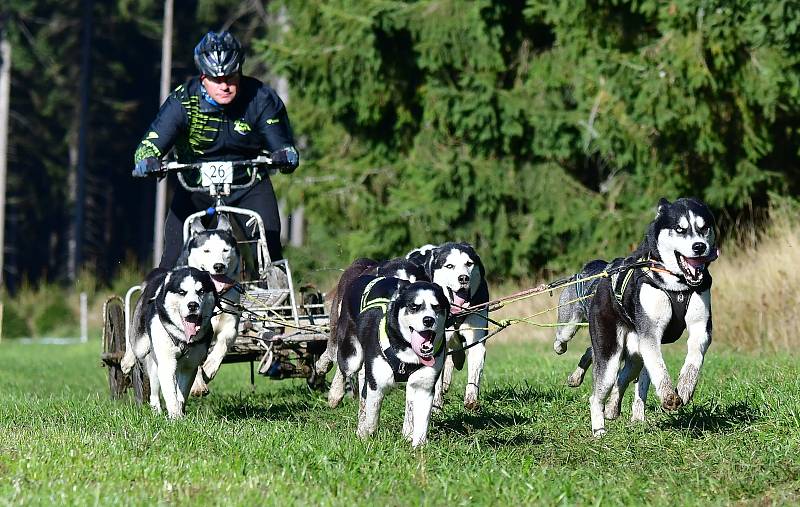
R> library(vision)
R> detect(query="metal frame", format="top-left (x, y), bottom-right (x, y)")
top-left (101, 157), bottom-right (329, 397)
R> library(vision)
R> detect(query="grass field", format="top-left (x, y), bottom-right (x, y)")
top-left (1, 339), bottom-right (798, 506)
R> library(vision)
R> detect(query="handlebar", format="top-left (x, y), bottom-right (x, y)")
top-left (159, 155), bottom-right (276, 174)
top-left (154, 156), bottom-right (279, 195)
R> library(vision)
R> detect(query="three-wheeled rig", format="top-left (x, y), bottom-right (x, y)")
top-left (100, 157), bottom-right (330, 402)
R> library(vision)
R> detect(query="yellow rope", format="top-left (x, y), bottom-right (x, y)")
top-left (479, 268), bottom-right (613, 313)
top-left (232, 265), bottom-right (612, 337)
top-left (485, 294), bottom-right (592, 331)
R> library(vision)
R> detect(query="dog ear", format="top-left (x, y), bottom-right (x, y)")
top-left (216, 213), bottom-right (232, 232)
top-left (389, 279), bottom-right (411, 302)
top-left (152, 272), bottom-right (169, 301)
top-left (656, 198), bottom-right (670, 217)
top-left (189, 217), bottom-right (206, 237)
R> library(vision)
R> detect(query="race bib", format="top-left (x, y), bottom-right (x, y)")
top-left (200, 161), bottom-right (233, 186)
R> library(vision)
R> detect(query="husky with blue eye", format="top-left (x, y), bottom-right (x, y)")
top-left (121, 267), bottom-right (218, 418)
top-left (586, 197), bottom-right (718, 437)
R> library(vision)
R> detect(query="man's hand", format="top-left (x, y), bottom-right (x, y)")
top-left (271, 147), bottom-right (299, 174)
top-left (132, 157), bottom-right (161, 178)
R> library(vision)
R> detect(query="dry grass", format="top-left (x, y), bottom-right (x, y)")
top-left (488, 207), bottom-right (800, 352)
top-left (712, 213), bottom-right (800, 352)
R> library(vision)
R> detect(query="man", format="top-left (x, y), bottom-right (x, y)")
top-left (133, 30), bottom-right (299, 267)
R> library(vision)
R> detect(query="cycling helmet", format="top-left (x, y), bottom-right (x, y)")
top-left (193, 31), bottom-right (245, 77)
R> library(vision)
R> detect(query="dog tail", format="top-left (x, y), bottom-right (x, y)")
top-left (315, 258), bottom-right (378, 376)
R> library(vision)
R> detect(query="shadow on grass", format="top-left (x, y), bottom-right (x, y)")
top-left (208, 386), bottom-right (324, 422)
top-left (435, 407), bottom-right (543, 448)
top-left (484, 432), bottom-right (544, 447)
top-left (433, 384), bottom-right (560, 446)
top-left (481, 383), bottom-right (580, 405)
top-left (212, 399), bottom-right (320, 421)
top-left (659, 401), bottom-right (759, 436)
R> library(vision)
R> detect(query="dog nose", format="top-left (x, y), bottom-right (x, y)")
top-left (187, 301), bottom-right (199, 312)
top-left (213, 263), bottom-right (226, 273)
top-left (422, 316), bottom-right (435, 328)
top-left (458, 274), bottom-right (469, 285)
top-left (692, 242), bottom-right (706, 255)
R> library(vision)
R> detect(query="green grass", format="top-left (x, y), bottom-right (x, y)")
top-left (0, 340), bottom-right (798, 506)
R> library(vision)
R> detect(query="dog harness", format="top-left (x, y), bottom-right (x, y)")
top-left (611, 257), bottom-right (711, 344)
top-left (358, 277), bottom-right (443, 383)
top-left (169, 326), bottom-right (214, 359)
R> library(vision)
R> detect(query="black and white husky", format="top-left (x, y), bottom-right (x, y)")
top-left (176, 216), bottom-right (242, 397)
top-left (585, 198), bottom-right (718, 437)
top-left (319, 256), bottom-right (429, 407)
top-left (120, 267), bottom-right (218, 418)
top-left (334, 276), bottom-right (450, 447)
top-left (410, 243), bottom-right (489, 411)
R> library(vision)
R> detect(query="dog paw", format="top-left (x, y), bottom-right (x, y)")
top-left (190, 376), bottom-right (210, 398)
top-left (566, 370), bottom-right (585, 388)
top-left (661, 391), bottom-right (683, 412)
top-left (553, 341), bottom-right (567, 355)
top-left (677, 382), bottom-right (695, 406)
top-left (464, 397), bottom-right (480, 412)
top-left (166, 409), bottom-right (184, 419)
top-left (314, 356), bottom-right (333, 376)
top-left (191, 386), bottom-right (209, 397)
top-left (120, 353), bottom-right (135, 376)
top-left (592, 428), bottom-right (607, 438)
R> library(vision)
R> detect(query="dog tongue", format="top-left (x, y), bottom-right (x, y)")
top-left (411, 330), bottom-right (436, 367)
top-left (451, 294), bottom-right (469, 314)
top-left (182, 316), bottom-right (201, 340)
top-left (210, 274), bottom-right (235, 293)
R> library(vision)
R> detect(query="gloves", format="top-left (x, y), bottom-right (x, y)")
top-left (271, 147), bottom-right (299, 174)
top-left (132, 157), bottom-right (161, 178)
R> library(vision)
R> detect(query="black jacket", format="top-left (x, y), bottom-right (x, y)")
top-left (134, 76), bottom-right (298, 166)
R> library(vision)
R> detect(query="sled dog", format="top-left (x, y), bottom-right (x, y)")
top-left (335, 276), bottom-right (450, 447)
top-left (121, 267), bottom-right (217, 418)
top-left (585, 198), bottom-right (718, 436)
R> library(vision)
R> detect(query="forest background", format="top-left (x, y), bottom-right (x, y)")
top-left (3, 0), bottom-right (799, 294)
